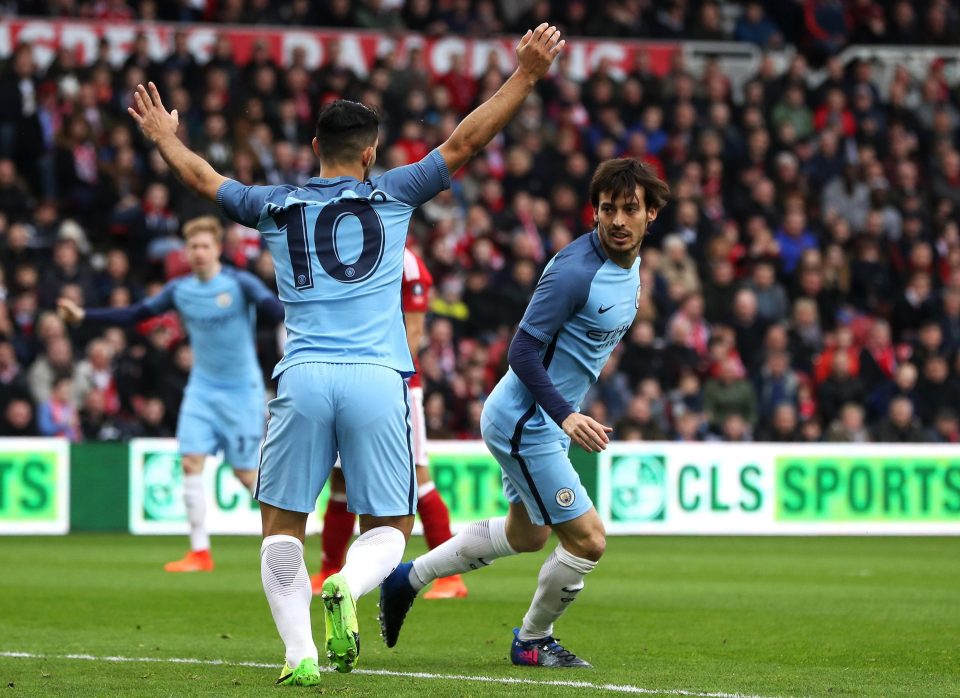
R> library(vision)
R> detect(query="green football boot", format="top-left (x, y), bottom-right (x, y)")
top-left (275, 657), bottom-right (322, 686)
top-left (321, 573), bottom-right (360, 673)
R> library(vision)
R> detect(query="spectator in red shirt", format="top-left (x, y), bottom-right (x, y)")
top-left (438, 53), bottom-right (477, 114)
top-left (813, 88), bottom-right (856, 138)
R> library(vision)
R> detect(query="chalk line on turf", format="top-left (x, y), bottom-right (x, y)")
top-left (0, 650), bottom-right (780, 698)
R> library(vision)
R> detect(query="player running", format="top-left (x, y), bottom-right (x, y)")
top-left (312, 245), bottom-right (467, 600)
top-left (58, 216), bottom-right (283, 571)
top-left (380, 159), bottom-right (670, 668)
top-left (126, 23), bottom-right (564, 686)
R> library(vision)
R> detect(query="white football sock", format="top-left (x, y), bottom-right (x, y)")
top-left (183, 473), bottom-right (209, 552)
top-left (518, 544), bottom-right (596, 641)
top-left (260, 535), bottom-right (318, 667)
top-left (410, 517), bottom-right (515, 591)
top-left (339, 526), bottom-right (406, 601)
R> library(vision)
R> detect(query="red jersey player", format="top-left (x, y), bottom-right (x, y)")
top-left (311, 247), bottom-right (468, 599)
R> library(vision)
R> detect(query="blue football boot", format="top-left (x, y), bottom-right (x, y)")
top-left (510, 628), bottom-right (592, 668)
top-left (379, 561), bottom-right (418, 648)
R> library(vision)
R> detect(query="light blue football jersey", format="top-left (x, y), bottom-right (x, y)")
top-left (483, 231), bottom-right (642, 443)
top-left (217, 150), bottom-right (450, 378)
top-left (144, 268), bottom-right (272, 388)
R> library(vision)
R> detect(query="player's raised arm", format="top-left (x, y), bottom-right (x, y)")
top-left (438, 23), bottom-right (564, 174)
top-left (128, 82), bottom-right (227, 201)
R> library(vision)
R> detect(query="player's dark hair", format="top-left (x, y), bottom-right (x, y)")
top-left (315, 99), bottom-right (380, 164)
top-left (590, 158), bottom-right (670, 212)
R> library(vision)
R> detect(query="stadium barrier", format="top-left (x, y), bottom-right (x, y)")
top-left (0, 438), bottom-right (69, 535)
top-left (0, 438), bottom-right (957, 535)
top-left (1, 19), bottom-right (777, 98)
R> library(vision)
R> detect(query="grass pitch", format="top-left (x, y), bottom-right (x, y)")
top-left (0, 535), bottom-right (957, 697)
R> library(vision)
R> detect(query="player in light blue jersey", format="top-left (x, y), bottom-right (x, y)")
top-left (126, 23), bottom-right (565, 685)
top-left (58, 216), bottom-right (283, 572)
top-left (381, 159), bottom-right (670, 668)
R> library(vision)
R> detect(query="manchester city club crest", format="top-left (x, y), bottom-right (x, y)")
top-left (216, 292), bottom-right (233, 308)
top-left (635, 283), bottom-right (642, 309)
top-left (556, 487), bottom-right (576, 507)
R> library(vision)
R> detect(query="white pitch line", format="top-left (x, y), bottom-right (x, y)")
top-left (0, 651), bottom-right (778, 698)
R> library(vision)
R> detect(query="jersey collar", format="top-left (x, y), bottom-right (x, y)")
top-left (306, 176), bottom-right (373, 187)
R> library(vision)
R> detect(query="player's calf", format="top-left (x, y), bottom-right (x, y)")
top-left (519, 543), bottom-right (596, 644)
top-left (517, 510), bottom-right (604, 649)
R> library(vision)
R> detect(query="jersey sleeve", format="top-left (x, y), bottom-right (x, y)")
top-left (234, 269), bottom-right (275, 305)
top-left (142, 279), bottom-right (178, 315)
top-left (84, 299), bottom-right (159, 325)
top-left (374, 149), bottom-right (450, 207)
top-left (235, 269), bottom-right (285, 322)
top-left (518, 258), bottom-right (590, 343)
top-left (508, 328), bottom-right (575, 426)
top-left (217, 180), bottom-right (286, 228)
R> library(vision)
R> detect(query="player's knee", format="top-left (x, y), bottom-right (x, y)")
top-left (563, 529), bottom-right (606, 562)
top-left (181, 454), bottom-right (205, 474)
top-left (511, 527), bottom-right (550, 553)
top-left (581, 531), bottom-right (606, 561)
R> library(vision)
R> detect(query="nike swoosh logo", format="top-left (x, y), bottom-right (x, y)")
top-left (561, 586), bottom-right (582, 593)
top-left (598, 305), bottom-right (615, 314)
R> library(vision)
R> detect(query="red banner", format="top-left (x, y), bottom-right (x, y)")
top-left (1, 19), bottom-right (679, 81)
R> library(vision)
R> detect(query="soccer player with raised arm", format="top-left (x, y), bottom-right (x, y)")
top-left (58, 216), bottom-right (283, 571)
top-left (125, 23), bottom-right (564, 686)
top-left (379, 159), bottom-right (670, 668)
top-left (312, 245), bottom-right (467, 600)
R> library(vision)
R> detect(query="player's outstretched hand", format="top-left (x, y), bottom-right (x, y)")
top-left (56, 297), bottom-right (85, 325)
top-left (562, 413), bottom-right (613, 453)
top-left (128, 82), bottom-right (179, 144)
top-left (516, 22), bottom-right (565, 81)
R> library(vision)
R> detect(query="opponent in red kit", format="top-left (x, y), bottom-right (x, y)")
top-left (311, 247), bottom-right (468, 599)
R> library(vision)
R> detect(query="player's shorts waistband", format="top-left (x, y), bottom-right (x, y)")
top-left (187, 375), bottom-right (264, 392)
top-left (272, 357), bottom-right (413, 380)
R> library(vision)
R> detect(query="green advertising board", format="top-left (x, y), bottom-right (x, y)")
top-left (0, 438), bottom-right (70, 534)
top-left (2, 439), bottom-right (957, 536)
top-left (598, 446), bottom-right (774, 534)
top-left (776, 455), bottom-right (960, 522)
top-left (428, 444), bottom-right (510, 522)
top-left (598, 443), bottom-right (960, 534)
top-left (129, 439), bottom-right (330, 535)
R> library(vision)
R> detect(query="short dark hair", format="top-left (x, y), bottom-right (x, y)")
top-left (589, 158), bottom-right (670, 211)
top-left (315, 99), bottom-right (380, 164)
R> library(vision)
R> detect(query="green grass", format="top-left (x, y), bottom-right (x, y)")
top-left (0, 535), bottom-right (957, 697)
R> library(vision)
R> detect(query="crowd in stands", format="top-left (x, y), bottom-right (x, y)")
top-left (0, 6), bottom-right (959, 444)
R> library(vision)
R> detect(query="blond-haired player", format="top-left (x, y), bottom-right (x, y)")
top-left (59, 216), bottom-right (283, 571)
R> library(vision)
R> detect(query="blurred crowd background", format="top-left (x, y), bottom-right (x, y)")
top-left (0, 1), bottom-right (959, 444)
